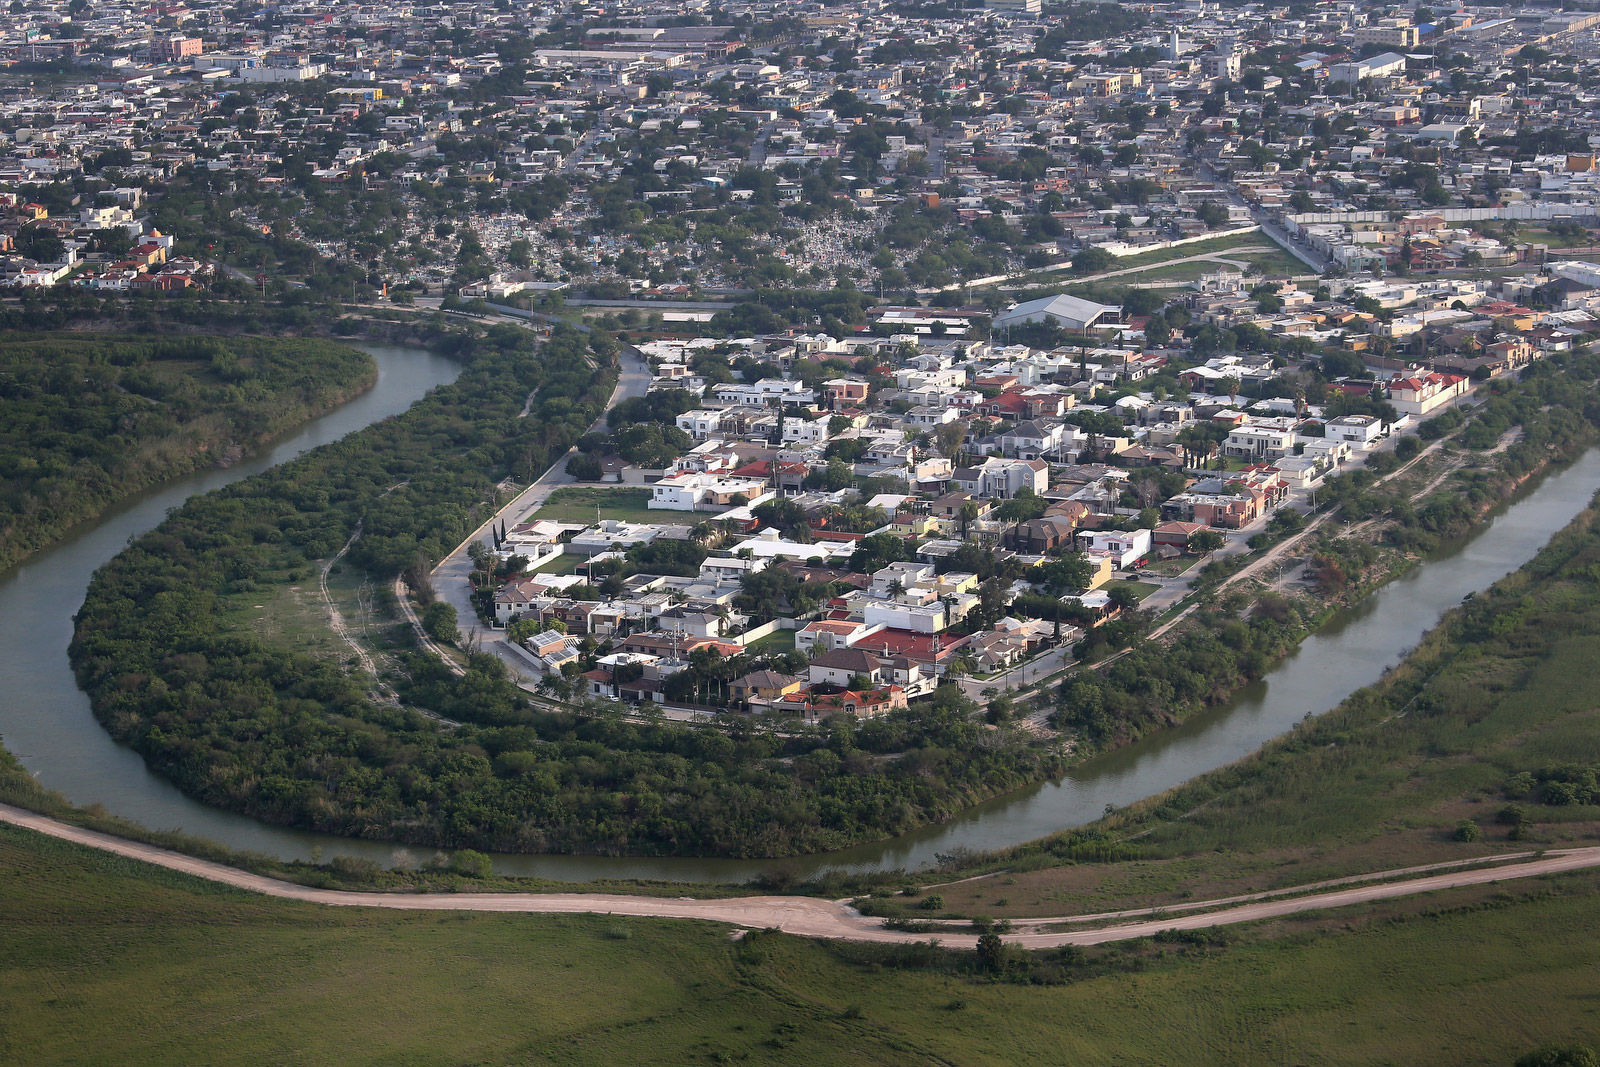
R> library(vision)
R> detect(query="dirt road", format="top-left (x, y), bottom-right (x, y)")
top-left (4, 802), bottom-right (1593, 949)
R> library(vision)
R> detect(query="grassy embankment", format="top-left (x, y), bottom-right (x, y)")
top-left (907, 494), bottom-right (1600, 921)
top-left (0, 334), bottom-right (376, 572)
top-left (3, 815), bottom-right (1600, 1065)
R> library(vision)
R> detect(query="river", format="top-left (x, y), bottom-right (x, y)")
top-left (1, 347), bottom-right (1596, 882)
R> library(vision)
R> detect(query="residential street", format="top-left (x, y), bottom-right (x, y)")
top-left (427, 344), bottom-right (651, 682)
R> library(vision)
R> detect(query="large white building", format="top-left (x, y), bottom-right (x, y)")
top-left (994, 293), bottom-right (1120, 333)
top-left (648, 473), bottom-right (771, 511)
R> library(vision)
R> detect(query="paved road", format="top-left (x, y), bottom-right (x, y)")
top-left (749, 119), bottom-right (777, 166)
top-left (5, 801), bottom-right (1595, 949)
top-left (561, 124), bottom-right (605, 175)
top-left (428, 344), bottom-right (652, 680)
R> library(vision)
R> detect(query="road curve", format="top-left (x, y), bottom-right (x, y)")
top-left (3, 802), bottom-right (1596, 949)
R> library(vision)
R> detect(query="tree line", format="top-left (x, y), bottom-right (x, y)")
top-left (0, 333), bottom-right (375, 572)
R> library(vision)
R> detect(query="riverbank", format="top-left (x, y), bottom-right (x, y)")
top-left (6, 799), bottom-right (1600, 1065)
top-left (898, 486), bottom-right (1600, 921)
top-left (0, 334), bottom-right (378, 573)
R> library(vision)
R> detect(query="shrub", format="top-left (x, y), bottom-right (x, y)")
top-left (449, 848), bottom-right (493, 878)
top-left (918, 894), bottom-right (945, 911)
top-left (1453, 820), bottom-right (1482, 842)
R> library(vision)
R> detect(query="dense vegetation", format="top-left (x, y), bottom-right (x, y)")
top-left (1052, 351), bottom-right (1600, 754)
top-left (67, 324), bottom-right (1062, 858)
top-left (0, 334), bottom-right (375, 571)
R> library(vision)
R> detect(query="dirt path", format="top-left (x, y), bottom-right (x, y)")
top-left (4, 802), bottom-right (1594, 949)
top-left (321, 520), bottom-right (377, 679)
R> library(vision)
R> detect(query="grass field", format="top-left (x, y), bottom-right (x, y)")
top-left (4, 819), bottom-right (1600, 1065)
top-left (530, 486), bottom-right (660, 525)
top-left (1105, 579), bottom-right (1161, 601)
top-left (921, 501), bottom-right (1600, 921)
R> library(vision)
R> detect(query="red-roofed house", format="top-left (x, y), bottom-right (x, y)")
top-left (1388, 371), bottom-right (1469, 417)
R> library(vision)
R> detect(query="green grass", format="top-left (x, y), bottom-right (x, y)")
top-left (1105, 579), bottom-right (1161, 601)
top-left (744, 628), bottom-right (797, 653)
top-left (5, 819), bottom-right (1600, 1065)
top-left (529, 551), bottom-right (585, 574)
top-left (530, 486), bottom-right (661, 525)
top-left (932, 500), bottom-right (1600, 917)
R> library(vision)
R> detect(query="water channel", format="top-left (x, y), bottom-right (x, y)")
top-left (1, 342), bottom-right (1596, 883)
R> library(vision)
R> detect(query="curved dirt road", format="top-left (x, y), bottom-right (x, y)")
top-left (4, 803), bottom-right (1596, 948)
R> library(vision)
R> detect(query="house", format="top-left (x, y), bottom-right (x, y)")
top-left (795, 618), bottom-right (883, 655)
top-left (953, 457), bottom-right (1050, 499)
top-left (1152, 520), bottom-right (1210, 550)
top-left (731, 670), bottom-right (804, 708)
top-left (1326, 414), bottom-right (1384, 447)
top-left (1076, 528), bottom-right (1152, 569)
top-left (999, 419), bottom-right (1066, 460)
top-left (1223, 425), bottom-right (1296, 462)
top-left (808, 647), bottom-right (885, 688)
top-left (1007, 514), bottom-right (1081, 553)
top-left (1388, 372), bottom-right (1469, 417)
top-left (773, 683), bottom-right (909, 721)
top-left (649, 473), bottom-right (771, 511)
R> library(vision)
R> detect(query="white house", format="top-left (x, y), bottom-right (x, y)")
top-left (1076, 528), bottom-right (1152, 569)
top-left (1388, 372), bottom-right (1469, 417)
top-left (1326, 414), bottom-right (1384, 447)
top-left (649, 473), bottom-right (771, 511)
top-left (863, 599), bottom-right (946, 634)
top-left (1224, 425), bottom-right (1297, 462)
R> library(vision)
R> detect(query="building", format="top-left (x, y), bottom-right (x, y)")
top-left (1352, 22), bottom-right (1420, 48)
top-left (152, 36), bottom-right (203, 62)
top-left (1223, 425), bottom-right (1296, 461)
top-left (1076, 529), bottom-right (1152, 569)
top-left (1328, 52), bottom-right (1407, 86)
top-left (1388, 372), bottom-right (1469, 417)
top-left (994, 293), bottom-right (1120, 333)
top-left (1201, 48), bottom-right (1241, 80)
top-left (985, 0), bottom-right (1042, 12)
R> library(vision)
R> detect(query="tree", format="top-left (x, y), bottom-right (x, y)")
top-left (1073, 247), bottom-right (1114, 274)
top-left (422, 601), bottom-right (460, 644)
top-left (1189, 529), bottom-right (1225, 553)
top-left (975, 930), bottom-right (1011, 972)
top-left (449, 849), bottom-right (493, 878)
top-left (1195, 201), bottom-right (1229, 229)
top-left (933, 419), bottom-right (966, 460)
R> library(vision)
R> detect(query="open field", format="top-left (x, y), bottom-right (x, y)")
top-left (921, 499), bottom-right (1600, 921)
top-left (530, 485), bottom-right (661, 525)
top-left (5, 819), bottom-right (1600, 1065)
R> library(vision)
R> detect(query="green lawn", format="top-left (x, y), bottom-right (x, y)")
top-left (530, 486), bottom-right (661, 525)
top-left (529, 551), bottom-right (586, 574)
top-left (4, 820), bottom-right (1600, 1065)
top-left (744, 628), bottom-right (797, 653)
top-left (1105, 579), bottom-right (1161, 601)
top-left (931, 502), bottom-right (1600, 920)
